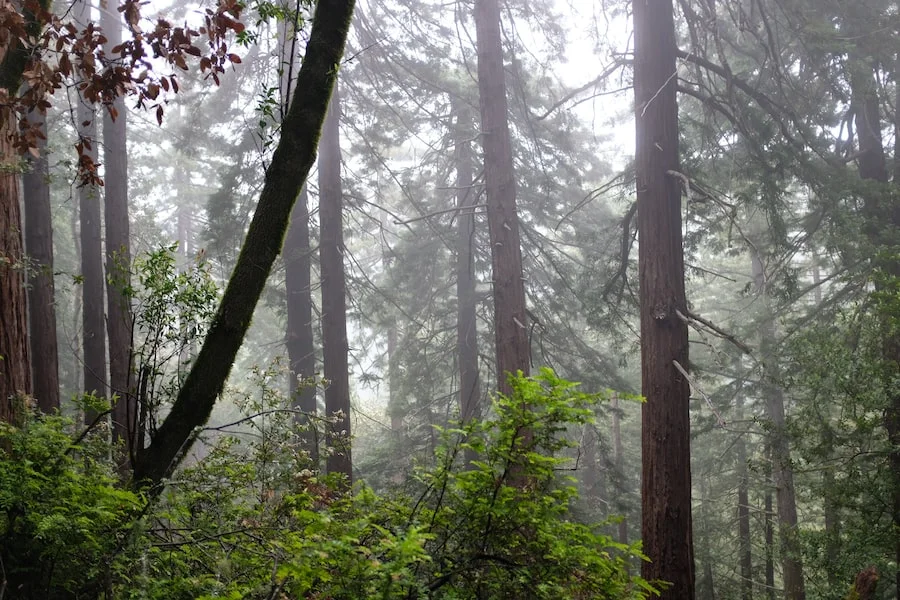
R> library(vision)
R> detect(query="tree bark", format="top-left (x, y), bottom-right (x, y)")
top-left (0, 12), bottom-right (38, 423)
top-left (454, 103), bottom-right (480, 424)
top-left (102, 0), bottom-right (135, 461)
top-left (285, 186), bottom-right (318, 462)
top-left (473, 0), bottom-right (529, 396)
top-left (76, 3), bottom-right (109, 408)
top-left (131, 0), bottom-right (355, 489)
top-left (23, 110), bottom-right (59, 413)
top-left (764, 441), bottom-right (776, 600)
top-left (634, 0), bottom-right (695, 597)
top-left (735, 392), bottom-right (753, 600)
top-left (387, 320), bottom-right (403, 432)
top-left (612, 395), bottom-right (628, 546)
top-left (699, 476), bottom-right (717, 600)
top-left (752, 249), bottom-right (805, 600)
top-left (318, 87), bottom-right (351, 483)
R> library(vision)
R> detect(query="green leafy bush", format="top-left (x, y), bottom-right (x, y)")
top-left (0, 370), bottom-right (652, 599)
top-left (0, 411), bottom-right (142, 598)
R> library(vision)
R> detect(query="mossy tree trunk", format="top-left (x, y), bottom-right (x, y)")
top-left (132, 0), bottom-right (356, 489)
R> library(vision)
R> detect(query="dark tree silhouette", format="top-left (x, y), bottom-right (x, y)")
top-left (319, 88), bottom-right (352, 483)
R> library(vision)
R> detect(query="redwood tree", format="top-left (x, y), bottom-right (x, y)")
top-left (473, 0), bottom-right (529, 395)
top-left (454, 103), bottom-right (480, 423)
top-left (753, 247), bottom-right (805, 600)
top-left (285, 187), bottom-right (318, 460)
top-left (76, 0), bottom-right (108, 408)
top-left (102, 0), bottom-right (136, 459)
top-left (633, 0), bottom-right (696, 596)
top-left (318, 87), bottom-right (352, 483)
top-left (22, 108), bottom-right (59, 412)
top-left (0, 4), bottom-right (42, 422)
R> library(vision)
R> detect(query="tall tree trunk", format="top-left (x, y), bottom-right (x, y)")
top-left (132, 0), bottom-right (355, 490)
top-left (23, 110), bottom-right (59, 413)
top-left (0, 118), bottom-right (31, 424)
top-left (699, 476), bottom-right (717, 600)
top-left (752, 249), bottom-right (805, 600)
top-left (473, 0), bottom-right (529, 396)
top-left (612, 395), bottom-right (628, 546)
top-left (285, 187), bottom-right (318, 462)
top-left (0, 45), bottom-right (34, 424)
top-left (455, 103), bottom-right (480, 423)
top-left (764, 441), bottom-right (776, 600)
top-left (387, 320), bottom-right (403, 432)
top-left (633, 0), bottom-right (695, 597)
top-left (318, 88), bottom-right (351, 483)
top-left (102, 0), bottom-right (135, 461)
top-left (813, 255), bottom-right (841, 592)
top-left (850, 58), bottom-right (900, 598)
top-left (76, 0), bottom-right (108, 409)
top-left (736, 392), bottom-right (753, 600)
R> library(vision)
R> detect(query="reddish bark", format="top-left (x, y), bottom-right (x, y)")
top-left (473, 0), bottom-right (529, 396)
top-left (633, 0), bottom-right (695, 596)
top-left (23, 111), bottom-right (58, 413)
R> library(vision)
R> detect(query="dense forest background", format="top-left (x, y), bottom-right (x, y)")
top-left (0, 0), bottom-right (897, 598)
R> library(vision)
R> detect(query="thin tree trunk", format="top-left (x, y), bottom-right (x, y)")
top-left (582, 423), bottom-right (604, 504)
top-left (23, 110), bottom-right (59, 413)
top-left (103, 0), bottom-right (135, 462)
top-left (736, 392), bottom-right (753, 600)
top-left (764, 441), bottom-right (776, 600)
top-left (387, 320), bottom-right (403, 432)
top-left (455, 102), bottom-right (480, 424)
top-left (699, 476), bottom-right (717, 600)
top-left (612, 395), bottom-right (628, 546)
top-left (752, 250), bottom-right (805, 600)
top-left (473, 0), bottom-right (529, 396)
top-left (285, 187), bottom-right (318, 462)
top-left (318, 87), bottom-right (351, 483)
top-left (633, 0), bottom-right (695, 596)
top-left (812, 257), bottom-right (841, 591)
top-left (131, 0), bottom-right (354, 489)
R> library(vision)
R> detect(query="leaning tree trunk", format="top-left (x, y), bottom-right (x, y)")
top-left (23, 108), bottom-right (59, 413)
top-left (285, 187), bottom-right (318, 462)
top-left (752, 248), bottom-right (805, 600)
top-left (633, 0), bottom-right (695, 597)
top-left (318, 87), bottom-right (351, 484)
top-left (131, 0), bottom-right (355, 490)
top-left (454, 102), bottom-right (481, 423)
top-left (102, 0), bottom-right (135, 462)
top-left (473, 0), bottom-right (529, 396)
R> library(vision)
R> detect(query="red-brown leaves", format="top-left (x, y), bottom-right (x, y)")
top-left (3, 0), bottom-right (246, 182)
